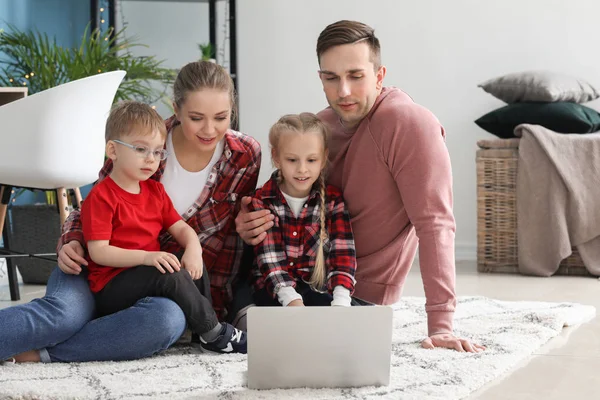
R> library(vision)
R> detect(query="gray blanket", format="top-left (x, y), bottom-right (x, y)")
top-left (515, 124), bottom-right (600, 276)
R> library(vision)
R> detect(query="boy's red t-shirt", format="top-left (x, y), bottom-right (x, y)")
top-left (81, 176), bottom-right (182, 293)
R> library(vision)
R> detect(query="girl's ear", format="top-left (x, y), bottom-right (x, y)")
top-left (106, 141), bottom-right (118, 161)
top-left (271, 147), bottom-right (281, 169)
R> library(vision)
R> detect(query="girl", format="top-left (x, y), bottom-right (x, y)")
top-left (1, 61), bottom-right (261, 363)
top-left (250, 113), bottom-right (356, 307)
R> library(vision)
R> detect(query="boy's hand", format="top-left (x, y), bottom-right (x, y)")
top-left (143, 251), bottom-right (180, 274)
top-left (181, 248), bottom-right (203, 280)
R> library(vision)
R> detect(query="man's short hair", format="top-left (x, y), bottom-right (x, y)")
top-left (105, 101), bottom-right (167, 142)
top-left (316, 20), bottom-right (381, 69)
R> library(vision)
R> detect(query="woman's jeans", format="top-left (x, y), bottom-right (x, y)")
top-left (0, 267), bottom-right (186, 362)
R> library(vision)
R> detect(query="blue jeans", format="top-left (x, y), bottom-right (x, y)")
top-left (0, 267), bottom-right (186, 362)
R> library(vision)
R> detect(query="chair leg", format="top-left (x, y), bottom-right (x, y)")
top-left (56, 188), bottom-right (69, 226)
top-left (0, 186), bottom-right (7, 237)
top-left (73, 187), bottom-right (83, 210)
top-left (0, 185), bottom-right (20, 301)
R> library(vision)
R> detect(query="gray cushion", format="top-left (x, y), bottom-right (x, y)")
top-left (478, 71), bottom-right (600, 104)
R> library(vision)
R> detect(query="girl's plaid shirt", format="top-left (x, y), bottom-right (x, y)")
top-left (58, 116), bottom-right (261, 319)
top-left (250, 172), bottom-right (357, 298)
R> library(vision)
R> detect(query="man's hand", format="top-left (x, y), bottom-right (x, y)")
top-left (235, 196), bottom-right (274, 245)
top-left (58, 241), bottom-right (88, 275)
top-left (181, 248), bottom-right (203, 280)
top-left (421, 333), bottom-right (486, 353)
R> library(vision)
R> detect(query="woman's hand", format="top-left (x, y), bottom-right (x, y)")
top-left (57, 241), bottom-right (88, 275)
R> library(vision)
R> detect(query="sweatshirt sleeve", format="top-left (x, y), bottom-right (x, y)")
top-left (379, 103), bottom-right (457, 336)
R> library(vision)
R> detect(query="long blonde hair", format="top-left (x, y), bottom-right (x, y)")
top-left (269, 113), bottom-right (330, 291)
top-left (173, 61), bottom-right (237, 126)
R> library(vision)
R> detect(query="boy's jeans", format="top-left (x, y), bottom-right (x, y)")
top-left (0, 267), bottom-right (186, 362)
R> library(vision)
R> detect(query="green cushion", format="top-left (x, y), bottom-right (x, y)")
top-left (475, 102), bottom-right (600, 138)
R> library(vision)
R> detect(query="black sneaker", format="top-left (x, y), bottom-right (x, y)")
top-left (199, 323), bottom-right (247, 354)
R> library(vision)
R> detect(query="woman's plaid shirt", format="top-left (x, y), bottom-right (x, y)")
top-left (250, 172), bottom-right (357, 298)
top-left (58, 116), bottom-right (261, 319)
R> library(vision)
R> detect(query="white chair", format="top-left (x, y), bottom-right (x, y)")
top-left (0, 71), bottom-right (126, 300)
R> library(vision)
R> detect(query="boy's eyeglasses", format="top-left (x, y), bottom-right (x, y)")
top-left (113, 139), bottom-right (168, 161)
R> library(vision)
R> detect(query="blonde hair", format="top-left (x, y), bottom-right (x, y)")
top-left (269, 113), bottom-right (330, 291)
top-left (173, 60), bottom-right (237, 126)
top-left (316, 20), bottom-right (381, 70)
top-left (105, 101), bottom-right (166, 142)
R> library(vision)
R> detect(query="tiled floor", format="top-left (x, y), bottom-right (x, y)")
top-left (1, 260), bottom-right (598, 399)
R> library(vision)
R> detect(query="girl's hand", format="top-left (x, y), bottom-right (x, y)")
top-left (287, 299), bottom-right (305, 307)
top-left (143, 251), bottom-right (180, 274)
top-left (181, 249), bottom-right (204, 280)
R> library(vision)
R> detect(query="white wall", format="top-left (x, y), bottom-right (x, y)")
top-left (237, 0), bottom-right (600, 260)
top-left (117, 0), bottom-right (229, 117)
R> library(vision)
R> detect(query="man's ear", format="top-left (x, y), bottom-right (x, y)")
top-left (322, 149), bottom-right (329, 171)
top-left (106, 141), bottom-right (117, 161)
top-left (375, 65), bottom-right (387, 91)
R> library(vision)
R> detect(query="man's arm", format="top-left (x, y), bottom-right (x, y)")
top-left (234, 144), bottom-right (276, 246)
top-left (381, 104), bottom-right (456, 336)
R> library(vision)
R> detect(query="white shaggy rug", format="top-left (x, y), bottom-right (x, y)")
top-left (0, 296), bottom-right (595, 400)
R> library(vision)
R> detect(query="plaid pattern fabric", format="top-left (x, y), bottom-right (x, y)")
top-left (250, 172), bottom-right (356, 298)
top-left (58, 116), bottom-right (261, 319)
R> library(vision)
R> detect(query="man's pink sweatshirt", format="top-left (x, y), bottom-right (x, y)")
top-left (318, 87), bottom-right (457, 335)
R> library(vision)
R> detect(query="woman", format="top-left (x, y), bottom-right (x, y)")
top-left (0, 61), bottom-right (261, 363)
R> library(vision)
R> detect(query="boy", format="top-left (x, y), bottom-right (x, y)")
top-left (81, 101), bottom-right (246, 354)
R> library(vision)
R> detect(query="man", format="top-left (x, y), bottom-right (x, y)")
top-left (235, 20), bottom-right (483, 353)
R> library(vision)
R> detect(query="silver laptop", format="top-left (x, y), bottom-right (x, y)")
top-left (247, 306), bottom-right (393, 390)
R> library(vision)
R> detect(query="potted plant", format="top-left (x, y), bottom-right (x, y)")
top-left (0, 24), bottom-right (176, 284)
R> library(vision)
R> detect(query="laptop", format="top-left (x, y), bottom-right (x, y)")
top-left (247, 305), bottom-right (393, 390)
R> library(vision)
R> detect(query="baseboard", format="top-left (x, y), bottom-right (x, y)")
top-left (413, 243), bottom-right (477, 263)
top-left (455, 243), bottom-right (477, 261)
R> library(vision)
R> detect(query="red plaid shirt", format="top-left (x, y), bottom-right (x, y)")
top-left (58, 116), bottom-right (261, 319)
top-left (250, 172), bottom-right (357, 298)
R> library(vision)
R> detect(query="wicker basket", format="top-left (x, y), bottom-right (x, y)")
top-left (6, 204), bottom-right (60, 284)
top-left (476, 138), bottom-right (588, 275)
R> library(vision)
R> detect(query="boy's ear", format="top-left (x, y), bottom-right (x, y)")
top-left (106, 141), bottom-right (117, 161)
